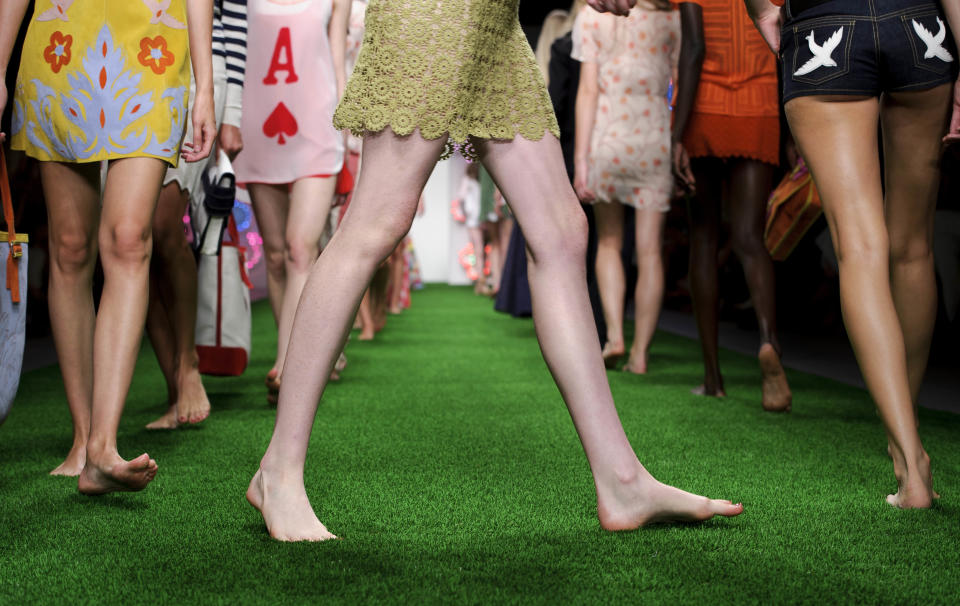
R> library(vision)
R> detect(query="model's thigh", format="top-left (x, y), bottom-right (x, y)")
top-left (100, 158), bottom-right (167, 243)
top-left (337, 128), bottom-right (448, 247)
top-left (881, 84), bottom-right (952, 253)
top-left (784, 96), bottom-right (885, 253)
top-left (152, 182), bottom-right (190, 241)
top-left (475, 134), bottom-right (584, 256)
top-left (286, 176), bottom-right (337, 247)
top-left (727, 160), bottom-right (773, 232)
top-left (634, 206), bottom-right (666, 256)
top-left (249, 183), bottom-right (291, 255)
top-left (593, 202), bottom-right (624, 245)
top-left (40, 161), bottom-right (101, 259)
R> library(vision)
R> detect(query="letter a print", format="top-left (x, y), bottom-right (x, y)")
top-left (263, 27), bottom-right (299, 85)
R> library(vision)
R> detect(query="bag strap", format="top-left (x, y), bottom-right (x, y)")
top-left (226, 214), bottom-right (253, 289)
top-left (1, 148), bottom-right (23, 304)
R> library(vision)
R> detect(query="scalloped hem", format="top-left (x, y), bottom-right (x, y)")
top-left (337, 123), bottom-right (560, 162)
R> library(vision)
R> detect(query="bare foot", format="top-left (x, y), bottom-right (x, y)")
top-left (246, 467), bottom-right (337, 542)
top-left (50, 444), bottom-right (87, 476)
top-left (886, 450), bottom-right (936, 509)
top-left (622, 351), bottom-right (648, 375)
top-left (759, 344), bottom-right (791, 412)
top-left (602, 342), bottom-right (625, 370)
top-left (175, 369), bottom-right (211, 424)
top-left (597, 466), bottom-right (743, 529)
top-left (78, 452), bottom-right (158, 495)
top-left (358, 325), bottom-right (375, 341)
top-left (146, 404), bottom-right (179, 430)
top-left (691, 384), bottom-right (726, 397)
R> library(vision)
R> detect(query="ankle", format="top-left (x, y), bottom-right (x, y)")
top-left (258, 457), bottom-right (303, 484)
top-left (85, 442), bottom-right (117, 464)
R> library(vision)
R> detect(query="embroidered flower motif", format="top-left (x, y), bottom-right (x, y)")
top-left (137, 36), bottom-right (175, 75)
top-left (43, 31), bottom-right (72, 73)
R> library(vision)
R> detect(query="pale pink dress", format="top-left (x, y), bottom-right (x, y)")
top-left (572, 4), bottom-right (680, 211)
top-left (234, 0), bottom-right (344, 184)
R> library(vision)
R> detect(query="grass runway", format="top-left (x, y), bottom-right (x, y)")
top-left (1, 285), bottom-right (958, 604)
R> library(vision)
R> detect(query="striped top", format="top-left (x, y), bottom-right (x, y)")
top-left (214, 0), bottom-right (248, 127)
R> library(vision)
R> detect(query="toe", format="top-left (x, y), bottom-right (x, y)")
top-left (711, 500), bottom-right (743, 517)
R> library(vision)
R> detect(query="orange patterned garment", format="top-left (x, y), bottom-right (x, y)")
top-left (673, 0), bottom-right (780, 163)
top-left (675, 0), bottom-right (779, 118)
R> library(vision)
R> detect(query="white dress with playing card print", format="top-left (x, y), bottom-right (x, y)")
top-left (233, 0), bottom-right (344, 184)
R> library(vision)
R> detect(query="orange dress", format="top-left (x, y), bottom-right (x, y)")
top-left (673, 0), bottom-right (780, 165)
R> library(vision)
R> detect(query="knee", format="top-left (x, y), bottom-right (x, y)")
top-left (834, 230), bottom-right (890, 267)
top-left (596, 229), bottom-right (623, 255)
top-left (50, 229), bottom-right (96, 275)
top-left (152, 218), bottom-right (188, 261)
top-left (635, 241), bottom-right (663, 268)
top-left (101, 222), bottom-right (152, 268)
top-left (730, 224), bottom-right (766, 259)
top-left (354, 211), bottom-right (414, 265)
top-left (284, 235), bottom-right (319, 273)
top-left (528, 205), bottom-right (588, 265)
top-left (264, 246), bottom-right (286, 280)
top-left (889, 233), bottom-right (933, 267)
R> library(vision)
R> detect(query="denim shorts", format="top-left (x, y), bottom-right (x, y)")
top-left (781, 0), bottom-right (958, 102)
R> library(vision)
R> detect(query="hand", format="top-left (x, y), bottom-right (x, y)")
top-left (744, 0), bottom-right (783, 54)
top-left (943, 78), bottom-right (960, 145)
top-left (573, 158), bottom-right (595, 203)
top-left (181, 88), bottom-right (216, 163)
top-left (217, 123), bottom-right (243, 160)
top-left (672, 142), bottom-right (696, 194)
top-left (586, 0), bottom-right (636, 17)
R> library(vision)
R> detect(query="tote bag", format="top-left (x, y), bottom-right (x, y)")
top-left (765, 159), bottom-right (823, 261)
top-left (0, 148), bottom-right (29, 425)
top-left (196, 213), bottom-right (253, 376)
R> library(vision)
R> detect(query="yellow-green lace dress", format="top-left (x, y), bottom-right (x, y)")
top-left (332, 0), bottom-right (560, 159)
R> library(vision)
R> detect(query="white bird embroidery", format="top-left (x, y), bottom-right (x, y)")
top-left (912, 17), bottom-right (954, 62)
top-left (793, 27), bottom-right (844, 77)
top-left (35, 0), bottom-right (74, 22)
top-left (142, 0), bottom-right (188, 29)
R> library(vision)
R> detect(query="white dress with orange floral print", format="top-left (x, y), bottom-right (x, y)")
top-left (11, 0), bottom-right (191, 167)
top-left (572, 3), bottom-right (680, 211)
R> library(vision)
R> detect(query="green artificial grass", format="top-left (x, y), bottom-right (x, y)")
top-left (1, 285), bottom-right (958, 605)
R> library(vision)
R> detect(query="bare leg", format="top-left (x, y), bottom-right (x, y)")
top-left (624, 206), bottom-right (666, 375)
top-left (485, 222), bottom-right (502, 295)
top-left (249, 184), bottom-right (289, 337)
top-left (146, 182), bottom-right (210, 428)
top-left (881, 89), bottom-right (948, 412)
top-left (277, 177), bottom-right (337, 373)
top-left (479, 134), bottom-right (741, 528)
top-left (145, 269), bottom-right (179, 428)
top-left (786, 93), bottom-right (938, 508)
top-left (40, 162), bottom-right (100, 476)
top-left (592, 201), bottom-right (627, 367)
top-left (249, 183), bottom-right (290, 394)
top-left (387, 242), bottom-right (407, 311)
top-left (687, 160), bottom-right (725, 396)
top-left (497, 215), bottom-right (514, 288)
top-left (247, 129), bottom-right (446, 541)
top-left (247, 130), bottom-right (741, 541)
top-left (727, 159), bottom-right (791, 412)
top-left (357, 290), bottom-right (376, 340)
top-left (78, 157), bottom-right (164, 495)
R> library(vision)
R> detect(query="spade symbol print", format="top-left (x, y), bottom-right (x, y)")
top-left (263, 102), bottom-right (298, 145)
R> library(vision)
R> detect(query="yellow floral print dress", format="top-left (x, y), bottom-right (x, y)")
top-left (333, 0), bottom-right (560, 159)
top-left (10, 0), bottom-right (191, 167)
